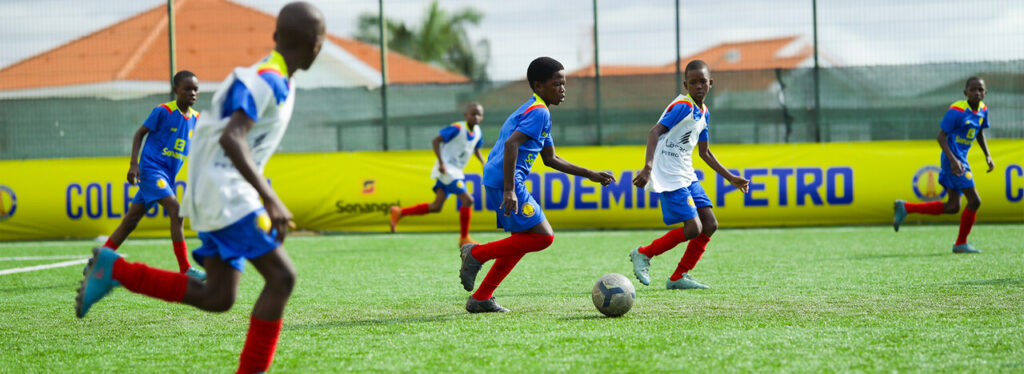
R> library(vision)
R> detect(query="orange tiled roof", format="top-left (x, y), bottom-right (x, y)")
top-left (571, 36), bottom-right (811, 77)
top-left (0, 0), bottom-right (467, 90)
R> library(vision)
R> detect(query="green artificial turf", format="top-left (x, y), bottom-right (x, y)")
top-left (1, 224), bottom-right (1022, 372)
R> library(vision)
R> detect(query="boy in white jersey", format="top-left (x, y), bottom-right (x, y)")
top-left (75, 3), bottom-right (325, 373)
top-left (389, 103), bottom-right (486, 247)
top-left (629, 60), bottom-right (749, 290)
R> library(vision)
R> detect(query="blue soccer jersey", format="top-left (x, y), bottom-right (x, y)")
top-left (940, 100), bottom-right (989, 166)
top-left (138, 101), bottom-right (199, 176)
top-left (482, 94), bottom-right (554, 188)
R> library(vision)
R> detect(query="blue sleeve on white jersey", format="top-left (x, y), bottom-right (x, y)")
top-left (939, 108), bottom-right (961, 134)
top-left (222, 80), bottom-right (259, 121)
top-left (698, 111), bottom-right (710, 142)
top-left (439, 125), bottom-right (460, 142)
top-left (476, 134), bottom-right (484, 149)
top-left (142, 107), bottom-right (164, 132)
top-left (259, 72), bottom-right (290, 105)
top-left (517, 108), bottom-right (549, 141)
top-left (659, 101), bottom-right (693, 130)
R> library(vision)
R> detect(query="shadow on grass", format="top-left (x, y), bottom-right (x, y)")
top-left (958, 278), bottom-right (1024, 287)
top-left (844, 253), bottom-right (948, 261)
top-left (284, 313), bottom-right (464, 330)
top-left (0, 283), bottom-right (71, 293)
top-left (557, 315), bottom-right (609, 321)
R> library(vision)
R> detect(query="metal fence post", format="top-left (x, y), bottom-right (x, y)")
top-left (592, 0), bottom-right (603, 145)
top-left (378, 0), bottom-right (389, 150)
top-left (812, 0), bottom-right (822, 142)
top-left (168, 0), bottom-right (176, 100)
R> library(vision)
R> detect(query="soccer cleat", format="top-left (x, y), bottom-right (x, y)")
top-left (465, 296), bottom-right (510, 313)
top-left (666, 273), bottom-right (710, 290)
top-left (75, 247), bottom-right (121, 318)
top-left (630, 248), bottom-right (651, 286)
top-left (185, 266), bottom-right (207, 281)
top-left (458, 236), bottom-right (479, 247)
top-left (952, 243), bottom-right (981, 254)
top-left (388, 206), bottom-right (401, 233)
top-left (893, 200), bottom-right (908, 232)
top-left (459, 243), bottom-right (482, 292)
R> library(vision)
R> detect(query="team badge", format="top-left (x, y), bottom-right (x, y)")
top-left (156, 178), bottom-right (167, 189)
top-left (0, 185), bottom-right (17, 221)
top-left (170, 128), bottom-right (177, 132)
top-left (965, 171), bottom-right (973, 180)
top-left (189, 130), bottom-right (193, 138)
top-left (911, 165), bottom-right (946, 202)
top-left (687, 197), bottom-right (695, 207)
top-left (256, 212), bottom-right (273, 233)
top-left (456, 181), bottom-right (465, 189)
top-left (521, 202), bottom-right (536, 217)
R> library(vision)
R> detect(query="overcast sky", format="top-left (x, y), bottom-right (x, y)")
top-left (0, 0), bottom-right (1021, 81)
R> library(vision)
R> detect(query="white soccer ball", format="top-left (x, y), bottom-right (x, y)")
top-left (591, 273), bottom-right (636, 317)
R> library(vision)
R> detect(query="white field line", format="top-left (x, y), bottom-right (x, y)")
top-left (0, 259), bottom-right (88, 275)
top-left (1, 255), bottom-right (91, 261)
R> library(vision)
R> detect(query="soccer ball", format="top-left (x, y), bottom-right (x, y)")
top-left (591, 273), bottom-right (636, 317)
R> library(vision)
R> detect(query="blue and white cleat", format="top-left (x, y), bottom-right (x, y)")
top-left (893, 200), bottom-right (908, 232)
top-left (629, 248), bottom-right (651, 286)
top-left (185, 266), bottom-right (207, 281)
top-left (666, 273), bottom-right (710, 290)
top-left (76, 247), bottom-right (122, 318)
top-left (952, 243), bottom-right (981, 254)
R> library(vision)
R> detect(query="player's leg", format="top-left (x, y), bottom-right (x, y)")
top-left (667, 207), bottom-right (715, 289)
top-left (103, 202), bottom-right (148, 250)
top-left (427, 186), bottom-right (449, 213)
top-left (156, 195), bottom-right (203, 278)
top-left (389, 184), bottom-right (446, 232)
top-left (631, 187), bottom-right (701, 286)
top-left (237, 247), bottom-right (296, 374)
top-left (953, 187), bottom-right (981, 253)
top-left (456, 191), bottom-right (477, 246)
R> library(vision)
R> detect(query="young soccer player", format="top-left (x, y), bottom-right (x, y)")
top-left (458, 57), bottom-right (615, 313)
top-left (389, 103), bottom-right (486, 247)
top-left (76, 3), bottom-right (325, 373)
top-left (893, 77), bottom-right (995, 254)
top-left (629, 60), bottom-right (749, 290)
top-left (98, 70), bottom-right (204, 280)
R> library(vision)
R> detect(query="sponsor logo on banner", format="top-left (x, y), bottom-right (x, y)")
top-left (335, 200), bottom-right (400, 216)
top-left (0, 185), bottom-right (16, 221)
top-left (362, 180), bottom-right (376, 194)
top-left (912, 166), bottom-right (946, 202)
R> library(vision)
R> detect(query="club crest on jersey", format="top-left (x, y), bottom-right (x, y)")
top-left (155, 178), bottom-right (167, 189)
top-left (521, 202), bottom-right (536, 217)
top-left (911, 165), bottom-right (946, 202)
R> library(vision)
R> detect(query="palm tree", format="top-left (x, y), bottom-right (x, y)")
top-left (354, 1), bottom-right (489, 82)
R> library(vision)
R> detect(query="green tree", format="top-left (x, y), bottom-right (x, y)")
top-left (354, 1), bottom-right (489, 82)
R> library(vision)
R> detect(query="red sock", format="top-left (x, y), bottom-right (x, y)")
top-left (237, 316), bottom-right (283, 374)
top-left (401, 203), bottom-right (430, 216)
top-left (472, 254), bottom-right (524, 301)
top-left (459, 206), bottom-right (471, 238)
top-left (905, 201), bottom-right (944, 215)
top-left (172, 241), bottom-right (190, 273)
top-left (471, 233), bottom-right (554, 263)
top-left (639, 227), bottom-right (689, 258)
top-left (955, 208), bottom-right (977, 245)
top-left (104, 238), bottom-right (120, 251)
top-left (112, 258), bottom-right (187, 302)
top-left (671, 233), bottom-right (710, 281)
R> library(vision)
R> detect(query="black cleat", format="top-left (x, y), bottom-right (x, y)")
top-left (465, 296), bottom-right (510, 313)
top-left (459, 243), bottom-right (482, 292)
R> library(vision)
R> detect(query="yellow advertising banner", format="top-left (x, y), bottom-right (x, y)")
top-left (0, 140), bottom-right (1021, 240)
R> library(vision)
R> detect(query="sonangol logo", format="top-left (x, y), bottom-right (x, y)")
top-left (0, 185), bottom-right (16, 221)
top-left (362, 180), bottom-right (376, 195)
top-left (912, 166), bottom-right (947, 202)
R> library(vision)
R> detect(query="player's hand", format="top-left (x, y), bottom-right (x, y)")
top-left (632, 167), bottom-right (651, 188)
top-left (500, 189), bottom-right (518, 217)
top-left (950, 160), bottom-right (965, 176)
top-left (438, 163), bottom-right (447, 175)
top-left (986, 156), bottom-right (995, 173)
top-left (589, 170), bottom-right (616, 186)
top-left (126, 164), bottom-right (140, 185)
top-left (264, 197), bottom-right (295, 243)
top-left (730, 175), bottom-right (751, 194)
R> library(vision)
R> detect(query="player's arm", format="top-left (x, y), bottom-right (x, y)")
top-left (431, 135), bottom-right (446, 175)
top-left (127, 125), bottom-right (148, 185)
top-left (219, 110), bottom-right (293, 242)
top-left (698, 141), bottom-right (749, 194)
top-left (632, 123), bottom-right (667, 188)
top-left (474, 147), bottom-right (485, 164)
top-left (936, 130), bottom-right (964, 176)
top-left (540, 145), bottom-right (615, 185)
top-left (500, 131), bottom-right (528, 216)
top-left (976, 129), bottom-right (995, 172)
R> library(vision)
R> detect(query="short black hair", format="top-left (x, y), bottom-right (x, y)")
top-left (527, 57), bottom-right (564, 90)
top-left (965, 76), bottom-right (984, 89)
top-left (172, 70), bottom-right (197, 89)
top-left (684, 59), bottom-right (709, 77)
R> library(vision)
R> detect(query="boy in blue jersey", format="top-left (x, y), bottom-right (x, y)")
top-left (389, 103), bottom-right (486, 247)
top-left (99, 70), bottom-right (205, 279)
top-left (894, 77), bottom-right (995, 253)
top-left (458, 57), bottom-right (615, 313)
top-left (76, 3), bottom-right (325, 373)
top-left (629, 60), bottom-right (749, 290)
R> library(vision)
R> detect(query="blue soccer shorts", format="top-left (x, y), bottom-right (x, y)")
top-left (659, 180), bottom-right (713, 225)
top-left (130, 169), bottom-right (176, 208)
top-left (192, 208), bottom-right (280, 272)
top-left (938, 163), bottom-right (976, 191)
top-left (433, 178), bottom-right (468, 196)
top-left (485, 184), bottom-right (545, 233)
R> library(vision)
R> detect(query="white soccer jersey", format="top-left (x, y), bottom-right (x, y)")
top-left (646, 94), bottom-right (709, 193)
top-left (181, 52), bottom-right (295, 232)
top-left (430, 122), bottom-right (483, 184)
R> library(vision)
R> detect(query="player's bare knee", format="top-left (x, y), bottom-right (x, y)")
top-left (460, 195), bottom-right (474, 207)
top-left (428, 202), bottom-right (444, 213)
top-left (943, 203), bottom-right (960, 214)
top-left (701, 219), bottom-right (718, 236)
top-left (684, 220), bottom-right (702, 240)
top-left (268, 267), bottom-right (297, 297)
top-left (967, 198), bottom-right (981, 211)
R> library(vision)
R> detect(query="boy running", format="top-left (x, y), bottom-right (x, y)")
top-left (629, 60), bottom-right (749, 290)
top-left (893, 77), bottom-right (995, 254)
top-left (389, 103), bottom-right (486, 247)
top-left (458, 57), bottom-right (615, 313)
top-left (100, 70), bottom-right (204, 280)
top-left (76, 3), bottom-right (325, 373)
